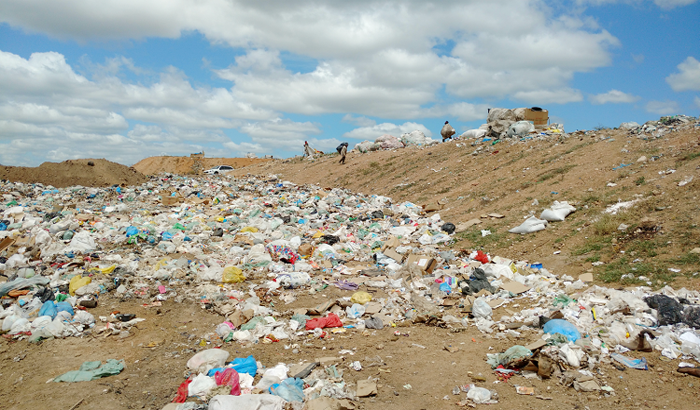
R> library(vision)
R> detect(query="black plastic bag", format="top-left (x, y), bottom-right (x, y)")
top-left (441, 222), bottom-right (456, 234)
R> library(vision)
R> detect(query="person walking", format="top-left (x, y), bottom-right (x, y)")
top-left (337, 142), bottom-right (348, 164)
top-left (441, 121), bottom-right (456, 142)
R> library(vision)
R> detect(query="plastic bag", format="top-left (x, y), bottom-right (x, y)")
top-left (222, 266), bottom-right (246, 283)
top-left (540, 201), bottom-right (576, 222)
top-left (187, 349), bottom-right (230, 374)
top-left (230, 355), bottom-right (258, 376)
top-left (346, 303), bottom-right (366, 319)
top-left (467, 386), bottom-right (492, 403)
top-left (305, 313), bottom-right (343, 330)
top-left (365, 316), bottom-right (384, 329)
top-left (208, 395), bottom-right (286, 410)
top-left (270, 377), bottom-right (305, 402)
top-left (188, 373), bottom-right (217, 397)
top-left (509, 216), bottom-right (548, 234)
top-left (472, 298), bottom-right (493, 319)
top-left (0, 276), bottom-right (50, 297)
top-left (351, 291), bottom-right (372, 305)
top-left (486, 345), bottom-right (532, 368)
top-left (543, 319), bottom-right (581, 342)
top-left (69, 275), bottom-right (91, 296)
top-left (214, 368), bottom-right (241, 396)
top-left (39, 301), bottom-right (58, 319)
top-left (506, 120), bottom-right (535, 138)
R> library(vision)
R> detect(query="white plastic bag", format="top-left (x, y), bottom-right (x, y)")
top-left (467, 386), bottom-right (492, 403)
top-left (186, 349), bottom-right (230, 373)
top-left (509, 216), bottom-right (548, 234)
top-left (472, 298), bottom-right (493, 319)
top-left (188, 373), bottom-right (217, 397)
top-left (540, 201), bottom-right (576, 222)
top-left (208, 395), bottom-right (286, 410)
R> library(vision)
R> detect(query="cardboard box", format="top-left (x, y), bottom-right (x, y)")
top-left (406, 254), bottom-right (437, 274)
top-left (523, 108), bottom-right (548, 129)
top-left (383, 247), bottom-right (405, 263)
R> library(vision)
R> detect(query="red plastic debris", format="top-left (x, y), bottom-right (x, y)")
top-left (305, 313), bottom-right (343, 330)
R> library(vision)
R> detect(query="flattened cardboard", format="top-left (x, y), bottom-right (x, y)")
top-left (456, 219), bottom-right (482, 232)
top-left (0, 237), bottom-right (15, 253)
top-left (525, 339), bottom-right (547, 351)
top-left (501, 281), bottom-right (531, 295)
top-left (383, 248), bottom-right (404, 263)
top-left (579, 272), bottom-right (594, 282)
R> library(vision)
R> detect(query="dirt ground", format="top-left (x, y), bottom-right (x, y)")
top-left (0, 159), bottom-right (148, 188)
top-left (2, 284), bottom-right (699, 410)
top-left (2, 123), bottom-right (700, 410)
top-left (132, 156), bottom-right (272, 176)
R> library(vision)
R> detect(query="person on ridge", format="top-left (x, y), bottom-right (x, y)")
top-left (337, 142), bottom-right (349, 164)
top-left (441, 121), bottom-right (456, 142)
top-left (303, 141), bottom-right (315, 158)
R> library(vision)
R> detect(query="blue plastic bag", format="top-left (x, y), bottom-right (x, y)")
top-left (55, 301), bottom-right (74, 317)
top-left (125, 226), bottom-right (139, 237)
top-left (543, 319), bottom-right (580, 342)
top-left (270, 378), bottom-right (304, 402)
top-left (439, 282), bottom-right (451, 294)
top-left (230, 355), bottom-right (257, 376)
top-left (161, 232), bottom-right (173, 240)
top-left (39, 301), bottom-right (57, 319)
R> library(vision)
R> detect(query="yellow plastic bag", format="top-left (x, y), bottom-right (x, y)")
top-left (241, 227), bottom-right (258, 233)
top-left (69, 275), bottom-right (92, 296)
top-left (351, 291), bottom-right (372, 305)
top-left (222, 266), bottom-right (246, 283)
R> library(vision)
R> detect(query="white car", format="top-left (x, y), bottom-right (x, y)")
top-left (204, 165), bottom-right (234, 175)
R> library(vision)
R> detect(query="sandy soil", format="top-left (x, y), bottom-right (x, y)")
top-left (0, 159), bottom-right (148, 188)
top-left (133, 157), bottom-right (272, 176)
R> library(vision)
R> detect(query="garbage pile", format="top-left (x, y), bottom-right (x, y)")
top-left (623, 115), bottom-right (699, 140)
top-left (353, 130), bottom-right (435, 153)
top-left (2, 174), bottom-right (700, 407)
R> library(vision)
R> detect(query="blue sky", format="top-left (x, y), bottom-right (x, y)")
top-left (1, 0), bottom-right (698, 166)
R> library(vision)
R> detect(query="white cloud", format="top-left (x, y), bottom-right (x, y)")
top-left (589, 90), bottom-right (640, 104)
top-left (695, 96), bottom-right (700, 109)
top-left (342, 122), bottom-right (432, 141)
top-left (342, 114), bottom-right (376, 127)
top-left (654, 0), bottom-right (698, 9)
top-left (575, 0), bottom-right (697, 8)
top-left (666, 57), bottom-right (700, 92)
top-left (0, 50), bottom-right (279, 164)
top-left (0, 1), bottom-right (634, 164)
top-left (631, 53), bottom-right (645, 64)
top-left (513, 88), bottom-right (584, 104)
top-left (645, 100), bottom-right (680, 114)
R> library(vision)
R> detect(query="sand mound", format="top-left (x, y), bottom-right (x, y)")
top-left (0, 158), bottom-right (148, 188)
top-left (133, 156), bottom-right (272, 175)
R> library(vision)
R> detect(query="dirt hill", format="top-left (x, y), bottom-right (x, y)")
top-left (132, 156), bottom-right (272, 175)
top-left (0, 158), bottom-right (148, 188)
top-left (233, 121), bottom-right (700, 290)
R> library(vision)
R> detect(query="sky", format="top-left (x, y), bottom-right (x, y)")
top-left (0, 0), bottom-right (699, 166)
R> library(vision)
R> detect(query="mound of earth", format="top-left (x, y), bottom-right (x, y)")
top-left (0, 158), bottom-right (148, 188)
top-left (234, 121), bottom-right (700, 288)
top-left (132, 156), bottom-right (272, 175)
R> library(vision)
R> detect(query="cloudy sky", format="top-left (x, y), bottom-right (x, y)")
top-left (1, 0), bottom-right (698, 166)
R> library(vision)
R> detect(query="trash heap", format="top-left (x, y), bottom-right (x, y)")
top-left (353, 131), bottom-right (435, 153)
top-left (624, 114), bottom-right (699, 140)
top-left (2, 174), bottom-right (700, 408)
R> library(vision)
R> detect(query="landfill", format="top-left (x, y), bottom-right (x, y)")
top-left (1, 161), bottom-right (700, 410)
